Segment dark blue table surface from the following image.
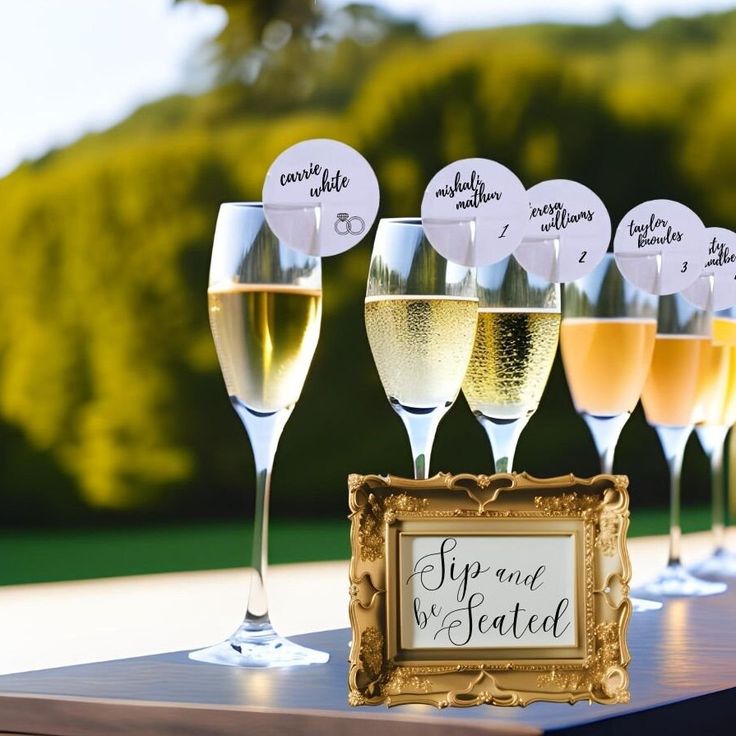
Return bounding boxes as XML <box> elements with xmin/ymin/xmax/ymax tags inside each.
<box><xmin>1</xmin><ymin>582</ymin><xmax>735</xmax><ymax>735</ymax></box>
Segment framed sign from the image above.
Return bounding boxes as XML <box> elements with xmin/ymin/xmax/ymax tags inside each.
<box><xmin>348</xmin><ymin>472</ymin><xmax>631</xmax><ymax>707</ymax></box>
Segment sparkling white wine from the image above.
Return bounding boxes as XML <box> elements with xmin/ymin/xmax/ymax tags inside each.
<box><xmin>560</xmin><ymin>318</ymin><xmax>656</xmax><ymax>415</ymax></box>
<box><xmin>641</xmin><ymin>335</ymin><xmax>709</xmax><ymax>427</ymax></box>
<box><xmin>208</xmin><ymin>284</ymin><xmax>322</xmax><ymax>413</ymax></box>
<box><xmin>462</xmin><ymin>309</ymin><xmax>560</xmax><ymax>419</ymax></box>
<box><xmin>364</xmin><ymin>295</ymin><xmax>478</xmax><ymax>409</ymax></box>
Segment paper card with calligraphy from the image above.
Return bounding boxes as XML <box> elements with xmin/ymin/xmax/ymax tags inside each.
<box><xmin>613</xmin><ymin>199</ymin><xmax>706</xmax><ymax>295</ymax></box>
<box><xmin>262</xmin><ymin>138</ymin><xmax>380</xmax><ymax>257</ymax></box>
<box><xmin>348</xmin><ymin>472</ymin><xmax>631</xmax><ymax>708</ymax></box>
<box><xmin>420</xmin><ymin>158</ymin><xmax>528</xmax><ymax>267</ymax></box>
<box><xmin>682</xmin><ymin>226</ymin><xmax>736</xmax><ymax>311</ymax></box>
<box><xmin>516</xmin><ymin>179</ymin><xmax>611</xmax><ymax>282</ymax></box>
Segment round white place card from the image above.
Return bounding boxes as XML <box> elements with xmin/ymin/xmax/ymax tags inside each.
<box><xmin>515</xmin><ymin>179</ymin><xmax>611</xmax><ymax>282</ymax></box>
<box><xmin>262</xmin><ymin>138</ymin><xmax>380</xmax><ymax>256</ymax></box>
<box><xmin>613</xmin><ymin>199</ymin><xmax>707</xmax><ymax>295</ymax></box>
<box><xmin>682</xmin><ymin>227</ymin><xmax>736</xmax><ymax>311</ymax></box>
<box><xmin>420</xmin><ymin>158</ymin><xmax>528</xmax><ymax>267</ymax></box>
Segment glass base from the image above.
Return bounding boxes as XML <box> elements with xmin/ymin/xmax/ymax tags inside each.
<box><xmin>636</xmin><ymin>562</ymin><xmax>727</xmax><ymax>597</ymax></box>
<box><xmin>689</xmin><ymin>548</ymin><xmax>736</xmax><ymax>578</ymax></box>
<box><xmin>189</xmin><ymin>623</ymin><xmax>330</xmax><ymax>669</ymax></box>
<box><xmin>631</xmin><ymin>596</ymin><xmax>663</xmax><ymax>612</ymax></box>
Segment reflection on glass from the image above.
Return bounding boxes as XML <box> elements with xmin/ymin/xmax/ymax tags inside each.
<box><xmin>365</xmin><ymin>218</ymin><xmax>478</xmax><ymax>479</ymax></box>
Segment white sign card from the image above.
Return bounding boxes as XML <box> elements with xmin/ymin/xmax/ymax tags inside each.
<box><xmin>420</xmin><ymin>158</ymin><xmax>528</xmax><ymax>267</ymax></box>
<box><xmin>682</xmin><ymin>227</ymin><xmax>736</xmax><ymax>311</ymax></box>
<box><xmin>262</xmin><ymin>138</ymin><xmax>380</xmax><ymax>256</ymax></box>
<box><xmin>515</xmin><ymin>179</ymin><xmax>611</xmax><ymax>282</ymax></box>
<box><xmin>613</xmin><ymin>199</ymin><xmax>707</xmax><ymax>295</ymax></box>
<box><xmin>400</xmin><ymin>534</ymin><xmax>576</xmax><ymax>649</ymax></box>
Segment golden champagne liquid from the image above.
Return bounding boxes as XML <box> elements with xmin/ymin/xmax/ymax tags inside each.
<box><xmin>208</xmin><ymin>284</ymin><xmax>322</xmax><ymax>413</ymax></box>
<box><xmin>641</xmin><ymin>335</ymin><xmax>709</xmax><ymax>426</ymax></box>
<box><xmin>724</xmin><ymin>353</ymin><xmax>736</xmax><ymax>427</ymax></box>
<box><xmin>706</xmin><ymin>317</ymin><xmax>736</xmax><ymax>427</ymax></box>
<box><xmin>364</xmin><ymin>295</ymin><xmax>478</xmax><ymax>408</ymax></box>
<box><xmin>462</xmin><ymin>309</ymin><xmax>560</xmax><ymax>419</ymax></box>
<box><xmin>713</xmin><ymin>317</ymin><xmax>736</xmax><ymax>346</ymax></box>
<box><xmin>694</xmin><ymin>339</ymin><xmax>732</xmax><ymax>426</ymax></box>
<box><xmin>560</xmin><ymin>318</ymin><xmax>657</xmax><ymax>415</ymax></box>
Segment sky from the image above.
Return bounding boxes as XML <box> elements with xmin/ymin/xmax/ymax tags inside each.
<box><xmin>2</xmin><ymin>0</ymin><xmax>736</xmax><ymax>178</ymax></box>
<box><xmin>0</xmin><ymin>0</ymin><xmax>225</xmax><ymax>177</ymax></box>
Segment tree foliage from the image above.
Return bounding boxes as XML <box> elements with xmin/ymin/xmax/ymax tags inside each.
<box><xmin>4</xmin><ymin>8</ymin><xmax>736</xmax><ymax>523</ymax></box>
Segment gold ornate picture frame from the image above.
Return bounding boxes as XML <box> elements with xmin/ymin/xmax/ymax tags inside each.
<box><xmin>348</xmin><ymin>472</ymin><xmax>631</xmax><ymax>707</ymax></box>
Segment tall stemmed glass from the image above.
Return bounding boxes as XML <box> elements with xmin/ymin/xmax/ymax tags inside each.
<box><xmin>561</xmin><ymin>254</ymin><xmax>657</xmax><ymax>475</ymax></box>
<box><xmin>691</xmin><ymin>307</ymin><xmax>736</xmax><ymax>576</ymax></box>
<box><xmin>190</xmin><ymin>203</ymin><xmax>328</xmax><ymax>667</ymax></box>
<box><xmin>561</xmin><ymin>253</ymin><xmax>662</xmax><ymax>612</ymax></box>
<box><xmin>364</xmin><ymin>218</ymin><xmax>478</xmax><ymax>479</ymax></box>
<box><xmin>462</xmin><ymin>254</ymin><xmax>560</xmax><ymax>472</ymax></box>
<box><xmin>638</xmin><ymin>294</ymin><xmax>726</xmax><ymax>596</ymax></box>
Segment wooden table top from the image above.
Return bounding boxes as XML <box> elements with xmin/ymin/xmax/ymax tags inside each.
<box><xmin>1</xmin><ymin>583</ymin><xmax>735</xmax><ymax>735</ymax></box>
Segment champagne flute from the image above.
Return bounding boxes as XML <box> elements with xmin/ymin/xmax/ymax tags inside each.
<box><xmin>561</xmin><ymin>253</ymin><xmax>662</xmax><ymax>612</ymax></box>
<box><xmin>364</xmin><ymin>218</ymin><xmax>478</xmax><ymax>479</ymax></box>
<box><xmin>691</xmin><ymin>307</ymin><xmax>736</xmax><ymax>576</ymax></box>
<box><xmin>190</xmin><ymin>203</ymin><xmax>328</xmax><ymax>667</ymax></box>
<box><xmin>462</xmin><ymin>254</ymin><xmax>560</xmax><ymax>472</ymax></box>
<box><xmin>638</xmin><ymin>294</ymin><xmax>726</xmax><ymax>596</ymax></box>
<box><xmin>561</xmin><ymin>253</ymin><xmax>657</xmax><ymax>474</ymax></box>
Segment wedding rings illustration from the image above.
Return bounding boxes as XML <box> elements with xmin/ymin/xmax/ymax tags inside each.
<box><xmin>335</xmin><ymin>212</ymin><xmax>366</xmax><ymax>235</ymax></box>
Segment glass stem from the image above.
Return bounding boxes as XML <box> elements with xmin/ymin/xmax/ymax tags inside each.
<box><xmin>696</xmin><ymin>425</ymin><xmax>729</xmax><ymax>553</ymax></box>
<box><xmin>712</xmin><ymin>441</ymin><xmax>726</xmax><ymax>552</ymax></box>
<box><xmin>581</xmin><ymin>413</ymin><xmax>629</xmax><ymax>475</ymax></box>
<box><xmin>394</xmin><ymin>403</ymin><xmax>445</xmax><ymax>480</ymax></box>
<box><xmin>655</xmin><ymin>425</ymin><xmax>692</xmax><ymax>567</ymax></box>
<box><xmin>479</xmin><ymin>416</ymin><xmax>528</xmax><ymax>473</ymax></box>
<box><xmin>232</xmin><ymin>398</ymin><xmax>291</xmax><ymax>630</ymax></box>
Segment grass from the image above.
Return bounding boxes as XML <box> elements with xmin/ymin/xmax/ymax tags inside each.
<box><xmin>0</xmin><ymin>506</ymin><xmax>714</xmax><ymax>586</ymax></box>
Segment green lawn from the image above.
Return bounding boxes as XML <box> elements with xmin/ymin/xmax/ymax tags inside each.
<box><xmin>0</xmin><ymin>506</ymin><xmax>715</xmax><ymax>586</ymax></box>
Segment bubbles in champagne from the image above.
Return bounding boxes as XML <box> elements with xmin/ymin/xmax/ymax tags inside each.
<box><xmin>364</xmin><ymin>295</ymin><xmax>478</xmax><ymax>409</ymax></box>
<box><xmin>463</xmin><ymin>310</ymin><xmax>560</xmax><ymax>420</ymax></box>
